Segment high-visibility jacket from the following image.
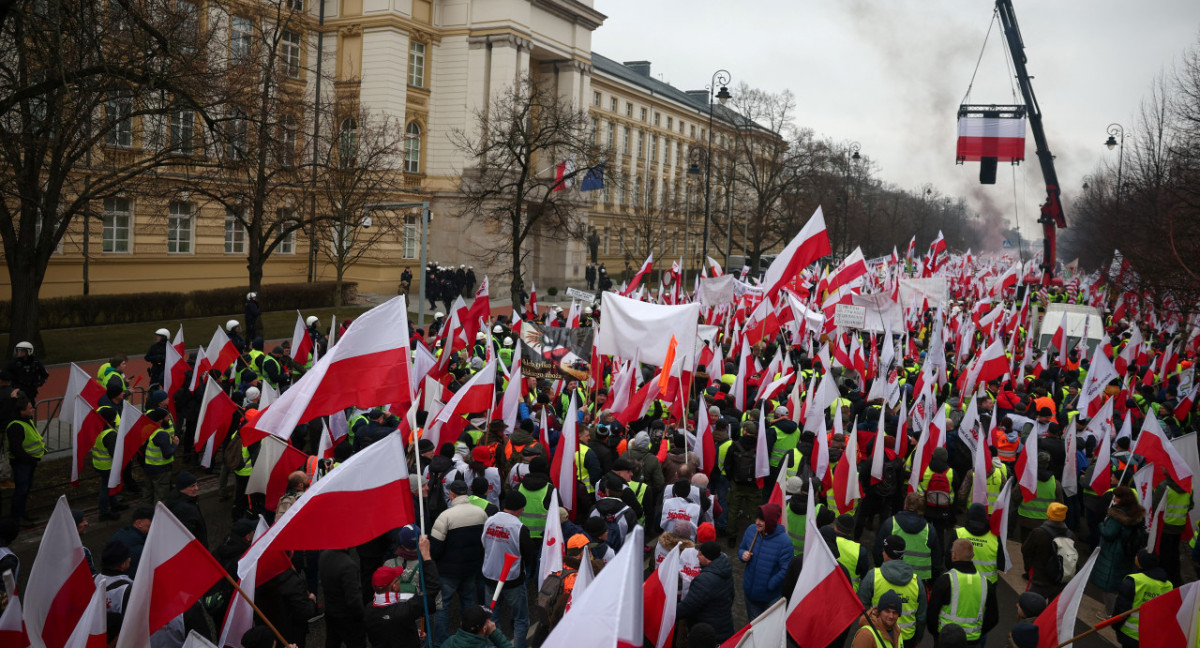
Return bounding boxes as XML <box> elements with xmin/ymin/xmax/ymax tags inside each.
<box><xmin>871</xmin><ymin>568</ymin><xmax>921</xmax><ymax>640</ymax></box>
<box><xmin>985</xmin><ymin>464</ymin><xmax>1009</xmax><ymax>513</ymax></box>
<box><xmin>769</xmin><ymin>425</ymin><xmax>801</xmax><ymax>469</ymax></box>
<box><xmin>1163</xmin><ymin>488</ymin><xmax>1193</xmax><ymax>527</ymax></box>
<box><xmin>518</xmin><ymin>484</ymin><xmax>549</xmax><ymax>538</ymax></box>
<box><xmin>937</xmin><ymin>569</ymin><xmax>986</xmax><ymax>642</ymax></box>
<box><xmin>954</xmin><ymin>526</ymin><xmax>1000</xmax><ymax>583</ymax></box>
<box><xmin>1017</xmin><ymin>477</ymin><xmax>1058</xmax><ymax>520</ymax></box>
<box><xmin>9</xmin><ymin>419</ymin><xmax>45</xmax><ymax>459</ymax></box>
<box><xmin>575</xmin><ymin>446</ymin><xmax>594</xmax><ymax>494</ymax></box>
<box><xmin>1118</xmin><ymin>572</ymin><xmax>1173</xmax><ymax>641</ymax></box>
<box><xmin>893</xmin><ymin>524</ymin><xmax>932</xmax><ymax>581</ymax></box>
<box><xmin>784</xmin><ymin>448</ymin><xmax>805</xmax><ymax>479</ymax></box>
<box><xmin>716</xmin><ymin>440</ymin><xmax>733</xmax><ymax>476</ymax></box>
<box><xmin>468</xmin><ymin>495</ymin><xmax>491</xmax><ymax>512</ymax></box>
<box><xmin>628</xmin><ymin>480</ymin><xmax>647</xmax><ymax>523</ymax></box>
<box><xmin>144</xmin><ymin>428</ymin><xmax>174</xmax><ymax>467</ymax></box>
<box><xmin>835</xmin><ymin>536</ymin><xmax>861</xmax><ymax>577</ymax></box>
<box><xmin>91</xmin><ymin>428</ymin><xmax>115</xmax><ymax>471</ymax></box>
<box><xmin>786</xmin><ymin>505</ymin><xmax>807</xmax><ymax>555</ymax></box>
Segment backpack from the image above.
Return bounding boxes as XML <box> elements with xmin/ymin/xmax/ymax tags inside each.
<box><xmin>222</xmin><ymin>435</ymin><xmax>245</xmax><ymax>472</ymax></box>
<box><xmin>1045</xmin><ymin>531</ymin><xmax>1079</xmax><ymax>584</ymax></box>
<box><xmin>529</xmin><ymin>568</ymin><xmax>577</xmax><ymax>647</ymax></box>
<box><xmin>924</xmin><ymin>471</ymin><xmax>954</xmax><ymax>520</ymax></box>
<box><xmin>732</xmin><ymin>445</ymin><xmax>757</xmax><ymax>483</ymax></box>
<box><xmin>872</xmin><ymin>456</ymin><xmax>903</xmax><ymax>498</ymax></box>
<box><xmin>1123</xmin><ymin>523</ymin><xmax>1149</xmax><ymax>560</ymax></box>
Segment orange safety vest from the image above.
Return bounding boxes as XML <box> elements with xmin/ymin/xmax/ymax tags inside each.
<box><xmin>993</xmin><ymin>428</ymin><xmax>1019</xmax><ymax>462</ymax></box>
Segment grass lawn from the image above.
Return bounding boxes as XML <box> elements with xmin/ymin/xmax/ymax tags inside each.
<box><xmin>1</xmin><ymin>305</ymin><xmax>372</xmax><ymax>365</ymax></box>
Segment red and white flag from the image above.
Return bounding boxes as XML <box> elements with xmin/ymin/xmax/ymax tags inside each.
<box><xmin>70</xmin><ymin>396</ymin><xmax>107</xmax><ymax>486</ymax></box>
<box><xmin>553</xmin><ymin>158</ymin><xmax>576</xmax><ymax>191</ymax></box>
<box><xmin>164</xmin><ymin>332</ymin><xmax>187</xmax><ymax>418</ymax></box>
<box><xmin>247</xmin><ymin>296</ymin><xmax>412</xmax><ymax>443</ymax></box>
<box><xmin>1132</xmin><ymin>411</ymin><xmax>1194</xmax><ymax>491</ymax></box>
<box><xmin>238</xmin><ymin>431</ymin><xmax>414</xmax><ymax>584</ymax></box>
<box><xmin>785</xmin><ymin>488</ymin><xmax>863</xmax><ymax>647</ymax></box>
<box><xmin>217</xmin><ymin>517</ymin><xmax>271</xmax><ymax>648</ymax></box>
<box><xmin>107</xmin><ymin>402</ymin><xmax>160</xmax><ymax>494</ymax></box>
<box><xmin>832</xmin><ymin>426</ymin><xmax>861</xmax><ymax>513</ymax></box>
<box><xmin>195</xmin><ymin>378</ymin><xmax>239</xmax><ymax>467</ymax></box>
<box><xmin>247</xmin><ymin>436</ymin><xmax>310</xmax><ymax>511</ymax></box>
<box><xmin>0</xmin><ymin>592</ymin><xmax>28</xmax><ymax>648</ymax></box>
<box><xmin>643</xmin><ymin>545</ymin><xmax>680</xmax><ymax>648</ymax></box>
<box><xmin>989</xmin><ymin>478</ymin><xmax>1014</xmax><ymax>574</ymax></box>
<box><xmin>23</xmin><ymin>497</ymin><xmax>95</xmax><ymax>648</ymax></box>
<box><xmin>695</xmin><ymin>401</ymin><xmax>716</xmax><ymax>476</ymax></box>
<box><xmin>291</xmin><ymin>312</ymin><xmax>314</xmax><ymax>364</ymax></box>
<box><xmin>495</xmin><ymin>361</ymin><xmax>523</xmax><ymax>435</ymax></box>
<box><xmin>205</xmin><ymin>326</ymin><xmax>240</xmax><ymax>375</ymax></box>
<box><xmin>61</xmin><ymin>577</ymin><xmax>106</xmax><ymax>648</ymax></box>
<box><xmin>907</xmin><ymin>406</ymin><xmax>946</xmax><ymax>493</ymax></box>
<box><xmin>189</xmin><ymin>344</ymin><xmax>209</xmax><ymax>392</ymax></box>
<box><xmin>1015</xmin><ymin>414</ymin><xmax>1041</xmax><ymax>502</ymax></box>
<box><xmin>538</xmin><ymin>490</ymin><xmax>564</xmax><ymax>588</ymax></box>
<box><xmin>762</xmin><ymin>207</ymin><xmax>832</xmax><ymax>298</ymax></box>
<box><xmin>542</xmin><ymin>526</ymin><xmax>643</xmax><ymax>648</ymax></box>
<box><xmin>1034</xmin><ymin>548</ymin><xmax>1100</xmax><ymax>648</ymax></box>
<box><xmin>61</xmin><ymin>363</ymin><xmax>104</xmax><ymax>427</ymax></box>
<box><xmin>622</xmin><ymin>254</ymin><xmax>654</xmax><ymax>298</ymax></box>
<box><xmin>1137</xmin><ymin>580</ymin><xmax>1200</xmax><ymax>647</ymax></box>
<box><xmin>723</xmin><ymin>599</ymin><xmax>788</xmax><ymax>648</ymax></box>
<box><xmin>755</xmin><ymin>407</ymin><xmax>771</xmax><ymax>480</ymax></box>
<box><xmin>551</xmin><ymin>395</ymin><xmax>579</xmax><ymax>512</ymax></box>
<box><xmin>429</xmin><ymin>358</ymin><xmax>497</xmax><ymax>449</ymax></box>
<box><xmin>114</xmin><ymin>503</ymin><xmax>228</xmax><ymax>648</ymax></box>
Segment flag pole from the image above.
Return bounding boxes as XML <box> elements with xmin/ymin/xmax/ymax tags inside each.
<box><xmin>1048</xmin><ymin>607</ymin><xmax>1137</xmax><ymax>648</ymax></box>
<box><xmin>411</xmin><ymin>429</ymin><xmax>434</xmax><ymax>648</ymax></box>
<box><xmin>223</xmin><ymin>571</ymin><xmax>290</xmax><ymax>648</ymax></box>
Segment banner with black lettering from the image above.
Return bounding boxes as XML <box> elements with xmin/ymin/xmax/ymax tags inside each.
<box><xmin>518</xmin><ymin>322</ymin><xmax>593</xmax><ymax>381</ymax></box>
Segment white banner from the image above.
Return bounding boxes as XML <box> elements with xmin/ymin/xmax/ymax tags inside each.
<box><xmin>698</xmin><ymin>275</ymin><xmax>735</xmax><ymax>306</ymax></box>
<box><xmin>596</xmin><ymin>292</ymin><xmax>700</xmax><ymax>376</ymax></box>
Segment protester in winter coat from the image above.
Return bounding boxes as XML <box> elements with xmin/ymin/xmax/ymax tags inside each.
<box><xmin>677</xmin><ymin>541</ymin><xmax>735</xmax><ymax>642</ymax></box>
<box><xmin>1020</xmin><ymin>502</ymin><xmax>1074</xmax><ymax>600</ymax></box>
<box><xmin>440</xmin><ymin>605</ymin><xmax>514</xmax><ymax>648</ymax></box>
<box><xmin>873</xmin><ymin>493</ymin><xmax>942</xmax><ymax>583</ymax></box>
<box><xmin>620</xmin><ymin>431</ymin><xmax>665</xmax><ymax>531</ymax></box>
<box><xmin>165</xmin><ymin>471</ymin><xmax>207</xmax><ymax>548</ymax></box>
<box><xmin>736</xmin><ymin>503</ymin><xmax>793</xmax><ymax>620</ymax></box>
<box><xmin>859</xmin><ymin>535</ymin><xmax>928</xmax><ymax>647</ymax></box>
<box><xmin>430</xmin><ymin>480</ymin><xmax>489</xmax><ymax>647</ymax></box>
<box><xmin>257</xmin><ymin>558</ymin><xmax>318</xmax><ymax>647</ymax></box>
<box><xmin>1091</xmin><ymin>486</ymin><xmax>1146</xmax><ymax>613</ymax></box>
<box><xmin>366</xmin><ymin>535</ymin><xmax>442</xmax><ymax>648</ymax></box>
<box><xmin>926</xmin><ymin>539</ymin><xmax>999</xmax><ymax>642</ymax></box>
<box><xmin>320</xmin><ymin>547</ymin><xmax>366</xmax><ymax>648</ymax></box>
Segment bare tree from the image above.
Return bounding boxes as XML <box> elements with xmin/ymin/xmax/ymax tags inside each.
<box><xmin>313</xmin><ymin>104</ymin><xmax>408</xmax><ymax>306</ymax></box>
<box><xmin>0</xmin><ymin>0</ymin><xmax>224</xmax><ymax>351</ymax></box>
<box><xmin>452</xmin><ymin>75</ymin><xmax>609</xmax><ymax>306</ymax></box>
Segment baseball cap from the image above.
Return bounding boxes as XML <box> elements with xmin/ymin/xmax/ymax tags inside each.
<box><xmin>372</xmin><ymin>565</ymin><xmax>405</xmax><ymax>588</ymax></box>
<box><xmin>567</xmin><ymin>534</ymin><xmax>590</xmax><ymax>550</ymax></box>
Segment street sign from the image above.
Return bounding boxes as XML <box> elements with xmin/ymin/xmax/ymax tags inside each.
<box><xmin>1002</xmin><ymin>239</ymin><xmax>1013</xmax><ymax>249</ymax></box>
<box><xmin>566</xmin><ymin>287</ymin><xmax>596</xmax><ymax>303</ymax></box>
<box><xmin>834</xmin><ymin>304</ymin><xmax>866</xmax><ymax>330</ymax></box>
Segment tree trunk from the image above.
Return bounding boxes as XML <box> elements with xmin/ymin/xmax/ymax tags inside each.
<box><xmin>247</xmin><ymin>250</ymin><xmax>264</xmax><ymax>293</ymax></box>
<box><xmin>511</xmin><ymin>222</ymin><xmax>524</xmax><ymax>313</ymax></box>
<box><xmin>334</xmin><ymin>263</ymin><xmax>345</xmax><ymax>308</ymax></box>
<box><xmin>7</xmin><ymin>261</ymin><xmax>45</xmax><ymax>362</ymax></box>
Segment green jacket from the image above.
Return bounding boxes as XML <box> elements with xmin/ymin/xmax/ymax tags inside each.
<box><xmin>440</xmin><ymin>629</ymin><xmax>515</xmax><ymax>648</ymax></box>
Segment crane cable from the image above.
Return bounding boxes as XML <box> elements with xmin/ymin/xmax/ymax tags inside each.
<box><xmin>960</xmin><ymin>8</ymin><xmax>1000</xmax><ymax>106</ymax></box>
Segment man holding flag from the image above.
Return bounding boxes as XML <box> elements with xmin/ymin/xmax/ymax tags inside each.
<box><xmin>480</xmin><ymin>491</ymin><xmax>538</xmax><ymax>648</ymax></box>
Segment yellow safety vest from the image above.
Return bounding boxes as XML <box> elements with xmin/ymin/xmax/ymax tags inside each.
<box><xmin>835</xmin><ymin>536</ymin><xmax>861</xmax><ymax>577</ymax></box>
<box><xmin>518</xmin><ymin>484</ymin><xmax>549</xmax><ymax>538</ymax></box>
<box><xmin>629</xmin><ymin>480</ymin><xmax>647</xmax><ymax>523</ymax></box>
<box><xmin>1119</xmin><ymin>572</ymin><xmax>1173</xmax><ymax>641</ymax></box>
<box><xmin>91</xmin><ymin>428</ymin><xmax>115</xmax><ymax>471</ymax></box>
<box><xmin>769</xmin><ymin>425</ymin><xmax>801</xmax><ymax>469</ymax></box>
<box><xmin>893</xmin><ymin>524</ymin><xmax>932</xmax><ymax>581</ymax></box>
<box><xmin>10</xmin><ymin>420</ymin><xmax>45</xmax><ymax>459</ymax></box>
<box><xmin>1163</xmin><ymin>488</ymin><xmax>1192</xmax><ymax>527</ymax></box>
<box><xmin>575</xmin><ymin>446</ymin><xmax>594</xmax><ymax>494</ymax></box>
<box><xmin>144</xmin><ymin>428</ymin><xmax>174</xmax><ymax>466</ymax></box>
<box><xmin>872</xmin><ymin>568</ymin><xmax>920</xmax><ymax>640</ymax></box>
<box><xmin>1018</xmin><ymin>477</ymin><xmax>1058</xmax><ymax>520</ymax></box>
<box><xmin>985</xmin><ymin>464</ymin><xmax>1008</xmax><ymax>514</ymax></box>
<box><xmin>937</xmin><ymin>570</ymin><xmax>986</xmax><ymax>642</ymax></box>
<box><xmin>954</xmin><ymin>526</ymin><xmax>1000</xmax><ymax>583</ymax></box>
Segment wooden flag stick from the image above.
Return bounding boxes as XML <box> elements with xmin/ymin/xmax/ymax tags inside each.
<box><xmin>1048</xmin><ymin>607</ymin><xmax>1137</xmax><ymax>648</ymax></box>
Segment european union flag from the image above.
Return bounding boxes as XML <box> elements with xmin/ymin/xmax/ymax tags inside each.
<box><xmin>579</xmin><ymin>163</ymin><xmax>605</xmax><ymax>191</ymax></box>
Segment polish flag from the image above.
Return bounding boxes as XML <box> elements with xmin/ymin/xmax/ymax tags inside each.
<box><xmin>194</xmin><ymin>379</ymin><xmax>239</xmax><ymax>466</ymax></box>
<box><xmin>0</xmin><ymin>593</ymin><xmax>28</xmax><ymax>648</ymax></box>
<box><xmin>622</xmin><ymin>254</ymin><xmax>654</xmax><ymax>298</ymax></box>
<box><xmin>70</xmin><ymin>397</ymin><xmax>107</xmax><ymax>486</ymax></box>
<box><xmin>291</xmin><ymin>312</ymin><xmax>314</xmax><ymax>364</ymax></box>
<box><xmin>113</xmin><ymin>503</ymin><xmax>228</xmax><ymax>648</ymax></box>
<box><xmin>189</xmin><ymin>345</ymin><xmax>209</xmax><ymax>392</ymax></box>
<box><xmin>643</xmin><ymin>545</ymin><xmax>681</xmax><ymax>648</ymax></box>
<box><xmin>907</xmin><ymin>405</ymin><xmax>946</xmax><ymax>493</ymax></box>
<box><xmin>61</xmin><ymin>577</ymin><xmax>106</xmax><ymax>648</ymax></box>
<box><xmin>1034</xmin><ymin>548</ymin><xmax>1100</xmax><ymax>648</ymax></box>
<box><xmin>238</xmin><ymin>431</ymin><xmax>414</xmax><ymax>584</ymax></box>
<box><xmin>542</xmin><ymin>526</ymin><xmax>643</xmax><ymax>648</ymax></box>
<box><xmin>1048</xmin><ymin>311</ymin><xmax>1069</xmax><ymax>357</ymax></box>
<box><xmin>869</xmin><ymin>399</ymin><xmax>888</xmax><ymax>484</ymax></box>
<box><xmin>1174</xmin><ymin>380</ymin><xmax>1198</xmax><ymax>423</ymax></box>
<box><xmin>971</xmin><ymin>415</ymin><xmax>991</xmax><ymax>508</ymax></box>
<box><xmin>989</xmin><ymin>478</ymin><xmax>1015</xmax><ymax>575</ymax></box>
<box><xmin>1079</xmin><ymin>344</ymin><xmax>1118</xmax><ymax>419</ymax></box>
<box><xmin>968</xmin><ymin>339</ymin><xmax>1010</xmax><ymax>395</ymax></box>
<box><xmin>990</xmin><ymin>264</ymin><xmax>1019</xmax><ymax>296</ymax></box>
<box><xmin>465</xmin><ymin>277</ymin><xmax>491</xmax><ymax>341</ymax></box>
<box><xmin>696</xmin><ymin>402</ymin><xmax>716</xmax><ymax>476</ymax></box>
<box><xmin>723</xmin><ymin>599</ymin><xmax>788</xmax><ymax>648</ymax></box>
<box><xmin>246</xmin><ymin>296</ymin><xmax>412</xmax><ymax>443</ymax></box>
<box><xmin>526</xmin><ymin>282</ymin><xmax>539</xmax><ymax>320</ymax></box>
<box><xmin>434</xmin><ymin>359</ymin><xmax>497</xmax><ymax>425</ymax></box>
<box><xmin>107</xmin><ymin>402</ymin><xmax>160</xmax><ymax>494</ymax></box>
<box><xmin>1088</xmin><ymin>416</ymin><xmax>1114</xmax><ymax>496</ymax></box>
<box><xmin>538</xmin><ymin>490</ymin><xmax>564</xmax><ymax>588</ymax></box>
<box><xmin>217</xmin><ymin>517</ymin><xmax>271</xmax><ymax>648</ymax></box>
<box><xmin>832</xmin><ymin>426</ymin><xmax>861</xmax><ymax>513</ymax></box>
<box><xmin>23</xmin><ymin>497</ymin><xmax>95</xmax><ymax>648</ymax></box>
<box><xmin>247</xmin><ymin>436</ymin><xmax>310</xmax><ymax>511</ymax></box>
<box><xmin>1132</xmin><ymin>412</ymin><xmax>1194</xmax><ymax>491</ymax></box>
<box><xmin>551</xmin><ymin>395</ymin><xmax>579</xmax><ymax>512</ymax></box>
<box><xmin>1138</xmin><ymin>581</ymin><xmax>1200</xmax><ymax>647</ymax></box>
<box><xmin>553</xmin><ymin>158</ymin><xmax>576</xmax><ymax>191</ymax></box>
<box><xmin>206</xmin><ymin>326</ymin><xmax>240</xmax><ymax>375</ymax></box>
<box><xmin>762</xmin><ymin>207</ymin><xmax>832</xmax><ymax>298</ymax></box>
<box><xmin>1015</xmin><ymin>409</ymin><xmax>1041</xmax><ymax>502</ymax></box>
<box><xmin>495</xmin><ymin>361</ymin><xmax>523</xmax><ymax>434</ymax></box>
<box><xmin>1115</xmin><ymin>325</ymin><xmax>1143</xmax><ymax>375</ymax></box>
<box><xmin>785</xmin><ymin>488</ymin><xmax>863</xmax><ymax>647</ymax></box>
<box><xmin>61</xmin><ymin>363</ymin><xmax>105</xmax><ymax>427</ymax></box>
<box><xmin>755</xmin><ymin>406</ymin><xmax>771</xmax><ymax>479</ymax></box>
<box><xmin>164</xmin><ymin>335</ymin><xmax>187</xmax><ymax>418</ymax></box>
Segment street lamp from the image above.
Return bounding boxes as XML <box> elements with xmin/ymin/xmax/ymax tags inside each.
<box><xmin>686</xmin><ymin>149</ymin><xmax>703</xmax><ymax>276</ymax></box>
<box><xmin>702</xmin><ymin>70</ymin><xmax>731</xmax><ymax>275</ymax></box>
<box><xmin>841</xmin><ymin>141</ymin><xmax>862</xmax><ymax>254</ymax></box>
<box><xmin>1105</xmin><ymin>122</ymin><xmax>1126</xmax><ymax>206</ymax></box>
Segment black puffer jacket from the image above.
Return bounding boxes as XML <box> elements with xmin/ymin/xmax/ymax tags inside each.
<box><xmin>258</xmin><ymin>567</ymin><xmax>316</xmax><ymax>645</ymax></box>
<box><xmin>165</xmin><ymin>490</ymin><xmax>208</xmax><ymax>548</ymax></box>
<box><xmin>677</xmin><ymin>553</ymin><xmax>735</xmax><ymax>641</ymax></box>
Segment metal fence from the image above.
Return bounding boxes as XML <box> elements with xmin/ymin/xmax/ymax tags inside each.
<box><xmin>34</xmin><ymin>387</ymin><xmax>151</xmax><ymax>460</ymax></box>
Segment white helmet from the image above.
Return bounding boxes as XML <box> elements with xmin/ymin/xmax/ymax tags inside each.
<box><xmin>306</xmin><ymin>316</ymin><xmax>319</xmax><ymax>327</ymax></box>
<box><xmin>583</xmin><ymin>307</ymin><xmax>593</xmax><ymax>315</ymax></box>
<box><xmin>476</xmin><ymin>332</ymin><xmax>486</xmax><ymax>341</ymax></box>
<box><xmin>245</xmin><ymin>386</ymin><xmax>261</xmax><ymax>402</ymax></box>
<box><xmin>155</xmin><ymin>328</ymin><xmax>171</xmax><ymax>338</ymax></box>
<box><xmin>434</xmin><ymin>311</ymin><xmax>445</xmax><ymax>319</ymax></box>
<box><xmin>460</xmin><ymin>264</ymin><xmax>466</xmax><ymax>269</ymax></box>
<box><xmin>493</xmin><ymin>325</ymin><xmax>504</xmax><ymax>334</ymax></box>
<box><xmin>225</xmin><ymin>320</ymin><xmax>240</xmax><ymax>332</ymax></box>
<box><xmin>14</xmin><ymin>341</ymin><xmax>33</xmax><ymax>353</ymax></box>
<box><xmin>247</xmin><ymin>292</ymin><xmax>257</xmax><ymax>300</ymax></box>
<box><xmin>503</xmin><ymin>337</ymin><xmax>513</xmax><ymax>346</ymax></box>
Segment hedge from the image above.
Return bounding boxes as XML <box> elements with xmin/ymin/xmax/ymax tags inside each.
<box><xmin>0</xmin><ymin>281</ymin><xmax>357</xmax><ymax>329</ymax></box>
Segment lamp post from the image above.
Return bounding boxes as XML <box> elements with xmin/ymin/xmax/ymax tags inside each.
<box><xmin>686</xmin><ymin>147</ymin><xmax>703</xmax><ymax>276</ymax></box>
<box><xmin>702</xmin><ymin>70</ymin><xmax>731</xmax><ymax>275</ymax></box>
<box><xmin>1104</xmin><ymin>122</ymin><xmax>1126</xmax><ymax>207</ymax></box>
<box><xmin>840</xmin><ymin>141</ymin><xmax>861</xmax><ymax>255</ymax></box>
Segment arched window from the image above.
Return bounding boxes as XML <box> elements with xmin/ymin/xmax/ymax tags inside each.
<box><xmin>337</xmin><ymin>118</ymin><xmax>358</xmax><ymax>165</ymax></box>
<box><xmin>405</xmin><ymin>121</ymin><xmax>422</xmax><ymax>173</ymax></box>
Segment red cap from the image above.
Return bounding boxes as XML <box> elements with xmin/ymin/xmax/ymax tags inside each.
<box><xmin>696</xmin><ymin>522</ymin><xmax>717</xmax><ymax>544</ymax></box>
<box><xmin>372</xmin><ymin>565</ymin><xmax>405</xmax><ymax>588</ymax></box>
<box><xmin>471</xmin><ymin>445</ymin><xmax>494</xmax><ymax>467</ymax></box>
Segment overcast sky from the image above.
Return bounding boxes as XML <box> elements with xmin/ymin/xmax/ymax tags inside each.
<box><xmin>591</xmin><ymin>0</ymin><xmax>1200</xmax><ymax>249</ymax></box>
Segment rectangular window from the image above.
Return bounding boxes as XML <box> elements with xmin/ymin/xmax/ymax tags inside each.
<box><xmin>637</xmin><ymin>131</ymin><xmax>644</xmax><ymax>158</ymax></box>
<box><xmin>176</xmin><ymin>0</ymin><xmax>199</xmax><ymax>53</ymax></box>
<box><xmin>169</xmin><ymin>110</ymin><xmax>194</xmax><ymax>153</ymax></box>
<box><xmin>286</xmin><ymin>0</ymin><xmax>303</xmax><ymax>10</ymax></box>
<box><xmin>591</xmin><ymin>118</ymin><xmax>599</xmax><ymax>144</ymax></box>
<box><xmin>651</xmin><ymin>135</ymin><xmax>658</xmax><ymax>162</ymax></box>
<box><xmin>226</xmin><ymin>107</ymin><xmax>248</xmax><ymax>160</ymax></box>
<box><xmin>102</xmin><ymin>198</ymin><xmax>132</xmax><ymax>252</ymax></box>
<box><xmin>622</xmin><ymin>126</ymin><xmax>630</xmax><ymax>155</ymax></box>
<box><xmin>654</xmin><ymin>112</ymin><xmax>660</xmax><ymax>126</ymax></box>
<box><xmin>280</xmin><ymin>30</ymin><xmax>302</xmax><ymax>78</ymax></box>
<box><xmin>231</xmin><ymin>16</ymin><xmax>254</xmax><ymax>63</ymax></box>
<box><xmin>626</xmin><ymin>102</ymin><xmax>633</xmax><ymax>117</ymax></box>
<box><xmin>690</xmin><ymin>125</ymin><xmax>696</xmax><ymax>138</ymax></box>
<box><xmin>593</xmin><ymin>91</ymin><xmax>601</xmax><ymax>106</ymax></box>
<box><xmin>403</xmin><ymin>214</ymin><xmax>418</xmax><ymax>259</ymax></box>
<box><xmin>607</xmin><ymin>123</ymin><xmax>615</xmax><ymax>148</ymax></box>
<box><xmin>602</xmin><ymin>227</ymin><xmax>610</xmax><ymax>254</ymax></box>
<box><xmin>640</xmin><ymin>107</ymin><xmax>647</xmax><ymax>122</ymax></box>
<box><xmin>667</xmin><ymin>117</ymin><xmax>673</xmax><ymax>130</ymax></box>
<box><xmin>408</xmin><ymin>40</ymin><xmax>426</xmax><ymax>88</ymax></box>
<box><xmin>224</xmin><ymin>209</ymin><xmax>246</xmax><ymax>253</ymax></box>
<box><xmin>610</xmin><ymin>97</ymin><xmax>617</xmax><ymax>112</ymax></box>
<box><xmin>167</xmin><ymin>202</ymin><xmax>194</xmax><ymax>253</ymax></box>
<box><xmin>278</xmin><ymin>116</ymin><xmax>297</xmax><ymax>167</ymax></box>
<box><xmin>105</xmin><ymin>95</ymin><xmax>132</xmax><ymax>148</ymax></box>
<box><xmin>277</xmin><ymin>212</ymin><xmax>296</xmax><ymax>254</ymax></box>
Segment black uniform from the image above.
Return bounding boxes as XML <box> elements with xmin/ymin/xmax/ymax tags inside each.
<box><xmin>4</xmin><ymin>355</ymin><xmax>48</xmax><ymax>401</ymax></box>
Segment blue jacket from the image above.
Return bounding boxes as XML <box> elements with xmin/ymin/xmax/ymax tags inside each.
<box><xmin>737</xmin><ymin>524</ymin><xmax>793</xmax><ymax>604</ymax></box>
